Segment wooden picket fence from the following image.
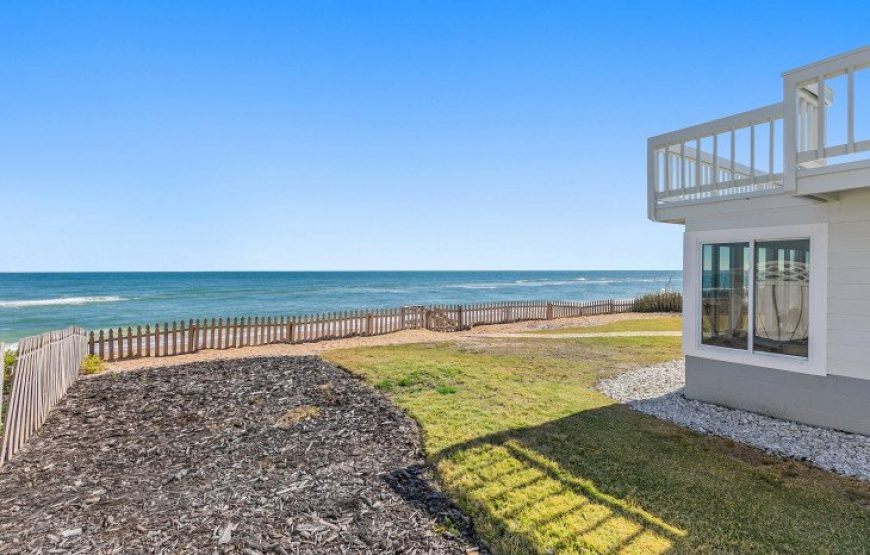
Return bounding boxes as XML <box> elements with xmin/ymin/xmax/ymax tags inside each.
<box><xmin>88</xmin><ymin>298</ymin><xmax>650</xmax><ymax>362</ymax></box>
<box><xmin>0</xmin><ymin>295</ymin><xmax>678</xmax><ymax>466</ymax></box>
<box><xmin>0</xmin><ymin>327</ymin><xmax>89</xmax><ymax>465</ymax></box>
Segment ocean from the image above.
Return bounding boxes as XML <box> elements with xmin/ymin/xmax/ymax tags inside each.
<box><xmin>0</xmin><ymin>271</ymin><xmax>681</xmax><ymax>344</ymax></box>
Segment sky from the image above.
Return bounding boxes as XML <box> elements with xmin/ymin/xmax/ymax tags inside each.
<box><xmin>1</xmin><ymin>1</ymin><xmax>868</xmax><ymax>272</ymax></box>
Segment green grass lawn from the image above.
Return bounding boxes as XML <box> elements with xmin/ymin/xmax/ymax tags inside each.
<box><xmin>325</xmin><ymin>335</ymin><xmax>869</xmax><ymax>554</ymax></box>
<box><xmin>532</xmin><ymin>316</ymin><xmax>682</xmax><ymax>334</ymax></box>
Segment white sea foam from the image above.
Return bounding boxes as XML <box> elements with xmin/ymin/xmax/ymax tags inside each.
<box><xmin>449</xmin><ymin>279</ymin><xmax>611</xmax><ymax>289</ymax></box>
<box><xmin>445</xmin><ymin>284</ymin><xmax>500</xmax><ymax>290</ymax></box>
<box><xmin>0</xmin><ymin>296</ymin><xmax>127</xmax><ymax>309</ymax></box>
<box><xmin>512</xmin><ymin>279</ymin><xmax>588</xmax><ymax>287</ymax></box>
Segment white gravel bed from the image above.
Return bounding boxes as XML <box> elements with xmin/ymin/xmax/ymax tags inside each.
<box><xmin>596</xmin><ymin>360</ymin><xmax>870</xmax><ymax>480</ymax></box>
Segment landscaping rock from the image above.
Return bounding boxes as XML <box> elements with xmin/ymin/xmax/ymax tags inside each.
<box><xmin>0</xmin><ymin>356</ymin><xmax>486</xmax><ymax>553</ymax></box>
<box><xmin>596</xmin><ymin>360</ymin><xmax>870</xmax><ymax>480</ymax></box>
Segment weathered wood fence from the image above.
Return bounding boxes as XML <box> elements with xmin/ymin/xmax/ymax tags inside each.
<box><xmin>0</xmin><ymin>295</ymin><xmax>678</xmax><ymax>465</ymax></box>
<box><xmin>88</xmin><ymin>298</ymin><xmax>650</xmax><ymax>362</ymax></box>
<box><xmin>1</xmin><ymin>328</ymin><xmax>89</xmax><ymax>465</ymax></box>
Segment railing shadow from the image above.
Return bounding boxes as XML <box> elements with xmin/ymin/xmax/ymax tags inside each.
<box><xmin>383</xmin><ymin>463</ymin><xmax>491</xmax><ymax>553</ymax></box>
<box><xmin>387</xmin><ymin>404</ymin><xmax>690</xmax><ymax>554</ymax></box>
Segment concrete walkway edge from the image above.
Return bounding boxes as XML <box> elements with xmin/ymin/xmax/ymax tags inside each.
<box><xmin>477</xmin><ymin>331</ymin><xmax>682</xmax><ymax>338</ymax></box>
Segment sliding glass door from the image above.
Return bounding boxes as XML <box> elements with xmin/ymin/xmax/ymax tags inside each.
<box><xmin>701</xmin><ymin>243</ymin><xmax>750</xmax><ymax>349</ymax></box>
<box><xmin>754</xmin><ymin>240</ymin><xmax>810</xmax><ymax>357</ymax></box>
<box><xmin>700</xmin><ymin>238</ymin><xmax>810</xmax><ymax>359</ymax></box>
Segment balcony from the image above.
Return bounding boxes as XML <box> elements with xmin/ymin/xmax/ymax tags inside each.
<box><xmin>648</xmin><ymin>46</ymin><xmax>870</xmax><ymax>222</ymax></box>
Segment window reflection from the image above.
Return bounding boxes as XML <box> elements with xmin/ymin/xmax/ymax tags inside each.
<box><xmin>701</xmin><ymin>243</ymin><xmax>750</xmax><ymax>349</ymax></box>
<box><xmin>754</xmin><ymin>240</ymin><xmax>810</xmax><ymax>357</ymax></box>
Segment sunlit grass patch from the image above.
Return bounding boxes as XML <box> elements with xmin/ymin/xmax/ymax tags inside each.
<box><xmin>439</xmin><ymin>439</ymin><xmax>681</xmax><ymax>554</ymax></box>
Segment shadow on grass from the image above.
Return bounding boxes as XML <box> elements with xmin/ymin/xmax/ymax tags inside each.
<box><xmin>383</xmin><ymin>463</ymin><xmax>490</xmax><ymax>553</ymax></box>
<box><xmin>389</xmin><ymin>404</ymin><xmax>870</xmax><ymax>555</ymax></box>
<box><xmin>436</xmin><ymin>405</ymin><xmax>685</xmax><ymax>554</ymax></box>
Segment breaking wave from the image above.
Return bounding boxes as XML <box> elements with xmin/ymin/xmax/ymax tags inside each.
<box><xmin>0</xmin><ymin>296</ymin><xmax>127</xmax><ymax>309</ymax></box>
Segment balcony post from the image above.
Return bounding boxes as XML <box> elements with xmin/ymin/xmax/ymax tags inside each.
<box><xmin>817</xmin><ymin>75</ymin><xmax>827</xmax><ymax>163</ymax></box>
<box><xmin>847</xmin><ymin>67</ymin><xmax>855</xmax><ymax>153</ymax></box>
<box><xmin>712</xmin><ymin>134</ymin><xmax>718</xmax><ymax>190</ymax></box>
<box><xmin>783</xmin><ymin>74</ymin><xmax>798</xmax><ymax>192</ymax></box>
<box><xmin>647</xmin><ymin>137</ymin><xmax>657</xmax><ymax>220</ymax></box>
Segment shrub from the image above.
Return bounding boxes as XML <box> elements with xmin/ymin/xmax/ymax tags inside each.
<box><xmin>633</xmin><ymin>291</ymin><xmax>682</xmax><ymax>313</ymax></box>
<box><xmin>3</xmin><ymin>349</ymin><xmax>16</xmax><ymax>395</ymax></box>
<box><xmin>81</xmin><ymin>354</ymin><xmax>106</xmax><ymax>375</ymax></box>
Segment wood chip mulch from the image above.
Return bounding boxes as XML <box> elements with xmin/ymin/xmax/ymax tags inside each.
<box><xmin>0</xmin><ymin>356</ymin><xmax>486</xmax><ymax>554</ymax></box>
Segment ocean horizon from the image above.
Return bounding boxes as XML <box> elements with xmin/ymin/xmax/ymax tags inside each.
<box><xmin>0</xmin><ymin>271</ymin><xmax>682</xmax><ymax>344</ymax></box>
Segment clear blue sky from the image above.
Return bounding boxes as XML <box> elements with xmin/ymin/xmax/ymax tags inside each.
<box><xmin>2</xmin><ymin>1</ymin><xmax>867</xmax><ymax>271</ymax></box>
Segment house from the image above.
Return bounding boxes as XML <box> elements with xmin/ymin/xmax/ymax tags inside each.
<box><xmin>648</xmin><ymin>46</ymin><xmax>870</xmax><ymax>435</ymax></box>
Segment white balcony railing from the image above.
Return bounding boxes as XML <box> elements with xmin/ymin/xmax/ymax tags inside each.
<box><xmin>784</xmin><ymin>46</ymin><xmax>870</xmax><ymax>186</ymax></box>
<box><xmin>647</xmin><ymin>103</ymin><xmax>785</xmax><ymax>213</ymax></box>
<box><xmin>649</xmin><ymin>45</ymin><xmax>870</xmax><ymax>219</ymax></box>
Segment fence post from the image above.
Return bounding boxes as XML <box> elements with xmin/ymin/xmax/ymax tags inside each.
<box><xmin>546</xmin><ymin>302</ymin><xmax>553</xmax><ymax>320</ymax></box>
<box><xmin>457</xmin><ymin>305</ymin><xmax>464</xmax><ymax>330</ymax></box>
<box><xmin>365</xmin><ymin>312</ymin><xmax>373</xmax><ymax>336</ymax></box>
<box><xmin>608</xmin><ymin>299</ymin><xmax>614</xmax><ymax>313</ymax></box>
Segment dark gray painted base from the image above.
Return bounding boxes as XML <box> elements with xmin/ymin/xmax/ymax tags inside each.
<box><xmin>685</xmin><ymin>356</ymin><xmax>870</xmax><ymax>436</ymax></box>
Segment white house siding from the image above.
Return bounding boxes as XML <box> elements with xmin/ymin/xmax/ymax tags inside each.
<box><xmin>683</xmin><ymin>186</ymin><xmax>870</xmax><ymax>384</ymax></box>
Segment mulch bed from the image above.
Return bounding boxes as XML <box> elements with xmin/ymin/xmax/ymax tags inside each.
<box><xmin>0</xmin><ymin>356</ymin><xmax>485</xmax><ymax>554</ymax></box>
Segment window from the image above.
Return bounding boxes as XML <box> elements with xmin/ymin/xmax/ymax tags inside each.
<box><xmin>754</xmin><ymin>240</ymin><xmax>810</xmax><ymax>357</ymax></box>
<box><xmin>701</xmin><ymin>243</ymin><xmax>749</xmax><ymax>349</ymax></box>
<box><xmin>701</xmin><ymin>239</ymin><xmax>809</xmax><ymax>358</ymax></box>
<box><xmin>685</xmin><ymin>224</ymin><xmax>826</xmax><ymax>375</ymax></box>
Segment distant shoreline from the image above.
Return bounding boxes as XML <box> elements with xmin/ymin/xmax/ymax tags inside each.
<box><xmin>0</xmin><ymin>270</ymin><xmax>683</xmax><ymax>344</ymax></box>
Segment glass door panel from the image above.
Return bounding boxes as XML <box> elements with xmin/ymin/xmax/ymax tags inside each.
<box><xmin>701</xmin><ymin>242</ymin><xmax>750</xmax><ymax>349</ymax></box>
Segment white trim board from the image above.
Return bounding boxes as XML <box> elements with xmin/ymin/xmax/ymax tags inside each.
<box><xmin>683</xmin><ymin>223</ymin><xmax>828</xmax><ymax>376</ymax></box>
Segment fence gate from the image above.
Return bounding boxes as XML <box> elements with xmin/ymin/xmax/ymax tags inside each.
<box><xmin>401</xmin><ymin>306</ymin><xmax>426</xmax><ymax>329</ymax></box>
<box><xmin>426</xmin><ymin>307</ymin><xmax>460</xmax><ymax>332</ymax></box>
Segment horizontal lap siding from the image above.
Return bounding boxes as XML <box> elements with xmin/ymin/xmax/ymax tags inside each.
<box><xmin>685</xmin><ymin>187</ymin><xmax>870</xmax><ymax>381</ymax></box>
<box><xmin>685</xmin><ymin>356</ymin><xmax>870</xmax><ymax>435</ymax></box>
<box><xmin>828</xmin><ymin>198</ymin><xmax>870</xmax><ymax>379</ymax></box>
